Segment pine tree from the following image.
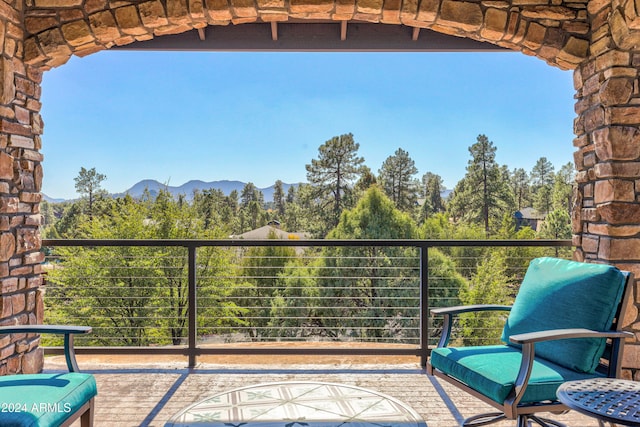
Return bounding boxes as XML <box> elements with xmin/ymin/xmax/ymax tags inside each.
<box><xmin>74</xmin><ymin>167</ymin><xmax>107</xmax><ymax>219</ymax></box>
<box><xmin>447</xmin><ymin>134</ymin><xmax>513</xmax><ymax>236</ymax></box>
<box><xmin>378</xmin><ymin>148</ymin><xmax>419</xmax><ymax>212</ymax></box>
<box><xmin>305</xmin><ymin>133</ymin><xmax>364</xmax><ymax>233</ymax></box>
<box><xmin>273</xmin><ymin>180</ymin><xmax>286</xmax><ymax>219</ymax></box>
<box><xmin>531</xmin><ymin>157</ymin><xmax>555</xmax><ymax>214</ymax></box>
<box><xmin>510</xmin><ymin>168</ymin><xmax>530</xmax><ymax>211</ymax></box>
<box><xmin>421</xmin><ymin>172</ymin><xmax>445</xmax><ymax>218</ymax></box>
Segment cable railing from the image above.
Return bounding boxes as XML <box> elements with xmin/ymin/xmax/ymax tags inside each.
<box><xmin>42</xmin><ymin>238</ymin><xmax>572</xmax><ymax>367</ymax></box>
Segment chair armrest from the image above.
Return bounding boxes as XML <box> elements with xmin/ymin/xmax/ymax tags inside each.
<box><xmin>509</xmin><ymin>328</ymin><xmax>634</xmax><ymax>345</ymax></box>
<box><xmin>0</xmin><ymin>325</ymin><xmax>91</xmax><ymax>372</ymax></box>
<box><xmin>431</xmin><ymin>305</ymin><xmax>511</xmax><ymax>348</ymax></box>
<box><xmin>431</xmin><ymin>304</ymin><xmax>512</xmax><ymax>316</ymax></box>
<box><xmin>506</xmin><ymin>328</ymin><xmax>634</xmax><ymax>409</ymax></box>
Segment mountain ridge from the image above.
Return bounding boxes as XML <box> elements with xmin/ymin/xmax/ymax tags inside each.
<box><xmin>44</xmin><ymin>179</ymin><xmax>299</xmax><ymax>203</ymax></box>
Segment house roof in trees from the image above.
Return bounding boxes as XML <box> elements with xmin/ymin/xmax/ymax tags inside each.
<box><xmin>519</xmin><ymin>207</ymin><xmax>546</xmax><ymax>220</ymax></box>
<box><xmin>230</xmin><ymin>225</ymin><xmax>309</xmax><ymax>240</ymax></box>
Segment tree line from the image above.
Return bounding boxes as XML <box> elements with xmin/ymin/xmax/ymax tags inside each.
<box><xmin>42</xmin><ymin>133</ymin><xmax>573</xmax><ymax>347</ymax></box>
<box><xmin>45</xmin><ymin>133</ymin><xmax>573</xmax><ymax>241</ymax></box>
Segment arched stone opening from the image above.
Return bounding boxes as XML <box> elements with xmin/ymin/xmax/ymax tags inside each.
<box><xmin>22</xmin><ymin>0</ymin><xmax>590</xmax><ymax>70</ymax></box>
<box><xmin>0</xmin><ymin>0</ymin><xmax>638</xmax><ymax>378</ymax></box>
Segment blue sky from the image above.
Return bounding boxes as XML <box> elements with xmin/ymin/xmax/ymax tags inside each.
<box><xmin>40</xmin><ymin>50</ymin><xmax>576</xmax><ymax>200</ymax></box>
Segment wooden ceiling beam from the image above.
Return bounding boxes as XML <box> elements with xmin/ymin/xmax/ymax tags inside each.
<box><xmin>412</xmin><ymin>27</ymin><xmax>420</xmax><ymax>41</ymax></box>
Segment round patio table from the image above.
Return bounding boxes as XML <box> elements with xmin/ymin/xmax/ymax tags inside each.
<box><xmin>165</xmin><ymin>381</ymin><xmax>427</xmax><ymax>426</ymax></box>
<box><xmin>556</xmin><ymin>378</ymin><xmax>640</xmax><ymax>426</ymax></box>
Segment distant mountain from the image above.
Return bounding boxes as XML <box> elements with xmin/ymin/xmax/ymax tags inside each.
<box><xmin>45</xmin><ymin>180</ymin><xmax>450</xmax><ymax>203</ymax></box>
<box><xmin>119</xmin><ymin>179</ymin><xmax>298</xmax><ymax>202</ymax></box>
<box><xmin>42</xmin><ymin>194</ymin><xmax>67</xmax><ymax>204</ymax></box>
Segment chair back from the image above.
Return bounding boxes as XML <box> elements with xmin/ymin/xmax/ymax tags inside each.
<box><xmin>501</xmin><ymin>257</ymin><xmax>630</xmax><ymax>374</ymax></box>
<box><xmin>598</xmin><ymin>270</ymin><xmax>633</xmax><ymax>377</ymax></box>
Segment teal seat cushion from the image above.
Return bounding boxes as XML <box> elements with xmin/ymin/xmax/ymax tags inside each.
<box><xmin>430</xmin><ymin>345</ymin><xmax>602</xmax><ymax>404</ymax></box>
<box><xmin>501</xmin><ymin>257</ymin><xmax>626</xmax><ymax>373</ymax></box>
<box><xmin>0</xmin><ymin>373</ymin><xmax>97</xmax><ymax>426</ymax></box>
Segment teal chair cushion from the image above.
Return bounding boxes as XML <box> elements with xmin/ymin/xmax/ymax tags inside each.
<box><xmin>501</xmin><ymin>257</ymin><xmax>626</xmax><ymax>373</ymax></box>
<box><xmin>0</xmin><ymin>373</ymin><xmax>97</xmax><ymax>426</ymax></box>
<box><xmin>430</xmin><ymin>345</ymin><xmax>602</xmax><ymax>404</ymax></box>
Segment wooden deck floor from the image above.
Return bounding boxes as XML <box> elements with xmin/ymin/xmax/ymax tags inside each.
<box><xmin>47</xmin><ymin>355</ymin><xmax>601</xmax><ymax>427</ymax></box>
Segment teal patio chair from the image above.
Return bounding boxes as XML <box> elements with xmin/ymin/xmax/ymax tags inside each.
<box><xmin>427</xmin><ymin>257</ymin><xmax>634</xmax><ymax>427</ymax></box>
<box><xmin>0</xmin><ymin>325</ymin><xmax>97</xmax><ymax>427</ymax></box>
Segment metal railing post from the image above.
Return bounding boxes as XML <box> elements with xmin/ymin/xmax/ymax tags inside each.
<box><xmin>420</xmin><ymin>244</ymin><xmax>429</xmax><ymax>367</ymax></box>
<box><xmin>188</xmin><ymin>244</ymin><xmax>197</xmax><ymax>368</ymax></box>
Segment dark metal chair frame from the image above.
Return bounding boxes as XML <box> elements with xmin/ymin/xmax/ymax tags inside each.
<box><xmin>426</xmin><ymin>271</ymin><xmax>635</xmax><ymax>427</ymax></box>
<box><xmin>0</xmin><ymin>325</ymin><xmax>95</xmax><ymax>427</ymax></box>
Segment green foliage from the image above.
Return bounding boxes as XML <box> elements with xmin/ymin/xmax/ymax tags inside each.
<box><xmin>459</xmin><ymin>252</ymin><xmax>513</xmax><ymax>346</ymax></box>
<box><xmin>426</xmin><ymin>248</ymin><xmax>467</xmax><ymax>345</ymax></box>
<box><xmin>46</xmin><ymin>191</ymin><xmax>246</xmax><ymax>346</ymax></box>
<box><xmin>318</xmin><ymin>187</ymin><xmax>420</xmax><ymax>340</ymax></box>
<box><xmin>551</xmin><ymin>162</ymin><xmax>575</xmax><ymax>213</ymax></box>
<box><xmin>240</xmin><ymin>230</ymin><xmax>297</xmax><ymax>339</ymax></box>
<box><xmin>538</xmin><ymin>208</ymin><xmax>572</xmax><ymax>239</ymax></box>
<box><xmin>266</xmin><ymin>258</ymin><xmax>322</xmax><ymax>339</ymax></box>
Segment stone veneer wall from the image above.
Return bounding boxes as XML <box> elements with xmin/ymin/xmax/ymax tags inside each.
<box><xmin>572</xmin><ymin>0</ymin><xmax>640</xmax><ymax>379</ymax></box>
<box><xmin>0</xmin><ymin>0</ymin><xmax>46</xmax><ymax>374</ymax></box>
<box><xmin>0</xmin><ymin>0</ymin><xmax>638</xmax><ymax>376</ymax></box>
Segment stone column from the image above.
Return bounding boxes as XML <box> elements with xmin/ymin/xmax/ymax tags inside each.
<box><xmin>0</xmin><ymin>0</ymin><xmax>46</xmax><ymax>374</ymax></box>
<box><xmin>573</xmin><ymin>0</ymin><xmax>640</xmax><ymax>379</ymax></box>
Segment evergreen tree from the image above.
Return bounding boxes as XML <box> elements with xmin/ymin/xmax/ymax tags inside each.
<box><xmin>551</xmin><ymin>162</ymin><xmax>575</xmax><ymax>213</ymax></box>
<box><xmin>273</xmin><ymin>180</ymin><xmax>286</xmax><ymax>219</ymax></box>
<box><xmin>421</xmin><ymin>172</ymin><xmax>445</xmax><ymax>220</ymax></box>
<box><xmin>447</xmin><ymin>134</ymin><xmax>513</xmax><ymax>236</ymax></box>
<box><xmin>305</xmin><ymin>133</ymin><xmax>364</xmax><ymax>233</ymax></box>
<box><xmin>354</xmin><ymin>165</ymin><xmax>377</xmax><ymax>195</ymax></box>
<box><xmin>240</xmin><ymin>182</ymin><xmax>263</xmax><ymax>208</ymax></box>
<box><xmin>538</xmin><ymin>208</ymin><xmax>572</xmax><ymax>239</ymax></box>
<box><xmin>74</xmin><ymin>167</ymin><xmax>107</xmax><ymax>219</ymax></box>
<box><xmin>239</xmin><ymin>182</ymin><xmax>266</xmax><ymax>232</ymax></box>
<box><xmin>510</xmin><ymin>168</ymin><xmax>530</xmax><ymax>211</ymax></box>
<box><xmin>531</xmin><ymin>157</ymin><xmax>555</xmax><ymax>214</ymax></box>
<box><xmin>378</xmin><ymin>148</ymin><xmax>419</xmax><ymax>212</ymax></box>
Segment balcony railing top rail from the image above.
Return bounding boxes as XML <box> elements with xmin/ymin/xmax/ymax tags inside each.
<box><xmin>44</xmin><ymin>238</ymin><xmax>573</xmax><ymax>247</ymax></box>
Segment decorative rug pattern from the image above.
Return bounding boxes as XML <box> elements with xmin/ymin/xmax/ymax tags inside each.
<box><xmin>165</xmin><ymin>381</ymin><xmax>427</xmax><ymax>426</ymax></box>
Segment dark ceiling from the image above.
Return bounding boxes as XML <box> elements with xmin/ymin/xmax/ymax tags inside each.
<box><xmin>116</xmin><ymin>22</ymin><xmax>507</xmax><ymax>52</ymax></box>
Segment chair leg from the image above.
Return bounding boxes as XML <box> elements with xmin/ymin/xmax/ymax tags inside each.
<box><xmin>517</xmin><ymin>414</ymin><xmax>566</xmax><ymax>427</ymax></box>
<box><xmin>81</xmin><ymin>398</ymin><xmax>95</xmax><ymax>427</ymax></box>
<box><xmin>462</xmin><ymin>412</ymin><xmax>507</xmax><ymax>426</ymax></box>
